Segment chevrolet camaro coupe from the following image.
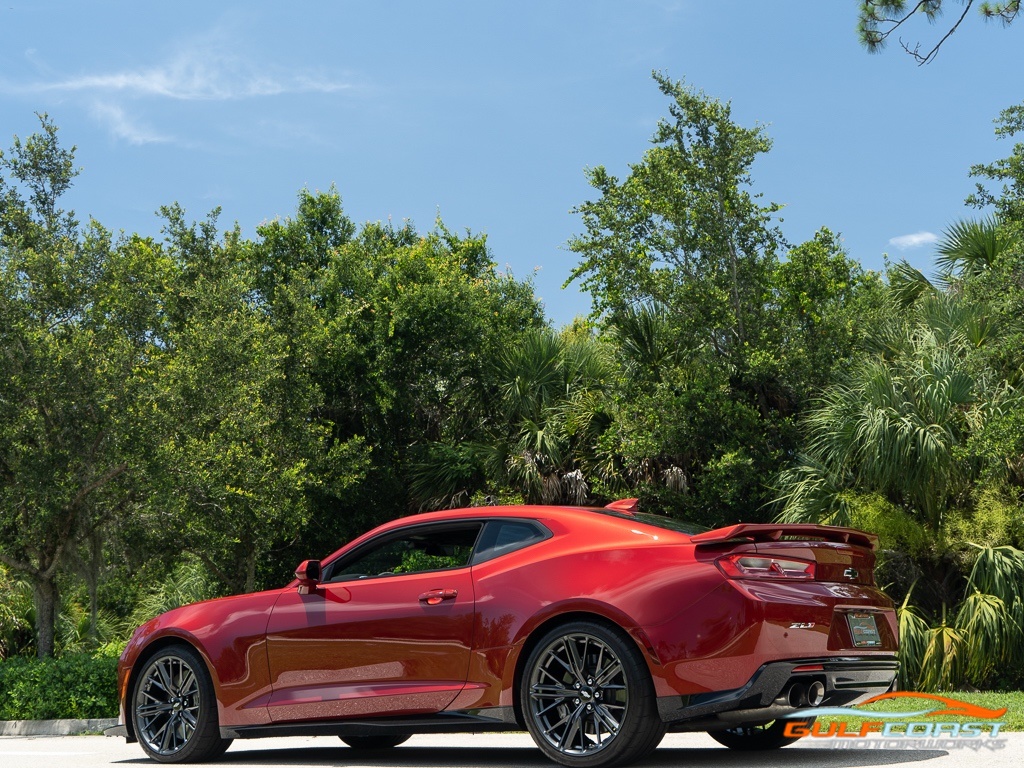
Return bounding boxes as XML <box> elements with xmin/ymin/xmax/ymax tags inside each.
<box><xmin>110</xmin><ymin>501</ymin><xmax>899</xmax><ymax>766</ymax></box>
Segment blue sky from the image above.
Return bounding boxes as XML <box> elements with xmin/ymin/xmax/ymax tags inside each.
<box><xmin>1</xmin><ymin>1</ymin><xmax>1021</xmax><ymax>326</ymax></box>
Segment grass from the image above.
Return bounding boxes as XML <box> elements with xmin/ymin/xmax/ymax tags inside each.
<box><xmin>814</xmin><ymin>691</ymin><xmax>1024</xmax><ymax>732</ymax></box>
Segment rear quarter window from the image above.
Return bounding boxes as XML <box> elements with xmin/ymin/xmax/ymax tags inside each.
<box><xmin>472</xmin><ymin>519</ymin><xmax>550</xmax><ymax>564</ymax></box>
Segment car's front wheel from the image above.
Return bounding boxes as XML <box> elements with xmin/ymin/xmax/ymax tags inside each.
<box><xmin>520</xmin><ymin>620</ymin><xmax>665</xmax><ymax>767</ymax></box>
<box><xmin>707</xmin><ymin>717</ymin><xmax>815</xmax><ymax>750</ymax></box>
<box><xmin>131</xmin><ymin>644</ymin><xmax>231</xmax><ymax>763</ymax></box>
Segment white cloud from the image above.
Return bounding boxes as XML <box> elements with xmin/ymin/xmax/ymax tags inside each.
<box><xmin>10</xmin><ymin>46</ymin><xmax>351</xmax><ymax>101</ymax></box>
<box><xmin>0</xmin><ymin>27</ymin><xmax>359</xmax><ymax>147</ymax></box>
<box><xmin>888</xmin><ymin>231</ymin><xmax>939</xmax><ymax>250</ymax></box>
<box><xmin>90</xmin><ymin>103</ymin><xmax>171</xmax><ymax>145</ymax></box>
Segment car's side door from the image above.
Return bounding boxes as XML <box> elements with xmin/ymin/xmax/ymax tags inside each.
<box><xmin>264</xmin><ymin>521</ymin><xmax>480</xmax><ymax>723</ymax></box>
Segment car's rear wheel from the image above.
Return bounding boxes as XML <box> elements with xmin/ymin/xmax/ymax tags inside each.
<box><xmin>520</xmin><ymin>620</ymin><xmax>665</xmax><ymax>767</ymax></box>
<box><xmin>707</xmin><ymin>717</ymin><xmax>815</xmax><ymax>750</ymax></box>
<box><xmin>132</xmin><ymin>644</ymin><xmax>231</xmax><ymax>763</ymax></box>
<box><xmin>340</xmin><ymin>735</ymin><xmax>411</xmax><ymax>749</ymax></box>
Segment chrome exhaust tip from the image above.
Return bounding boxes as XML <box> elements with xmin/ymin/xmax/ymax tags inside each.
<box><xmin>807</xmin><ymin>680</ymin><xmax>825</xmax><ymax>707</ymax></box>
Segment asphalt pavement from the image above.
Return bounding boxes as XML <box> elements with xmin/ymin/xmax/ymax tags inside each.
<box><xmin>1</xmin><ymin>731</ymin><xmax>1022</xmax><ymax>768</ymax></box>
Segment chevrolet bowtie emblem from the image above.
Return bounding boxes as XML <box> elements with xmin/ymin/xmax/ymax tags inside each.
<box><xmin>844</xmin><ymin>568</ymin><xmax>859</xmax><ymax>580</ymax></box>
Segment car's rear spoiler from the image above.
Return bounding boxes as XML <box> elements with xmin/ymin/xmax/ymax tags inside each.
<box><xmin>689</xmin><ymin>523</ymin><xmax>878</xmax><ymax>551</ymax></box>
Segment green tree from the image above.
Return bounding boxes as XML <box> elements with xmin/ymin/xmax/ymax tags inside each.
<box><xmin>958</xmin><ymin>241</ymin><xmax>1024</xmax><ymax>494</ymax></box>
<box><xmin>775</xmin><ymin>227</ymin><xmax>888</xmax><ymax>398</ymax></box>
<box><xmin>858</xmin><ymin>1</ymin><xmax>1020</xmax><ymax>64</ymax></box>
<box><xmin>568</xmin><ymin>72</ymin><xmax>782</xmax><ymax>360</ymax></box>
<box><xmin>776</xmin><ymin>277</ymin><xmax>1005</xmax><ymax>533</ymax></box>
<box><xmin>309</xmin><ymin>218</ymin><xmax>542</xmax><ymax>532</ymax></box>
<box><xmin>0</xmin><ymin>117</ymin><xmax>161</xmax><ymax>656</ymax></box>
<box><xmin>967</xmin><ymin>103</ymin><xmax>1024</xmax><ymax>223</ymax></box>
<box><xmin>145</xmin><ymin>205</ymin><xmax>367</xmax><ymax>594</ymax></box>
<box><xmin>566</xmin><ymin>76</ymin><xmax>883</xmax><ymax>526</ymax></box>
<box><xmin>565</xmin><ymin>73</ymin><xmax>785</xmax><ymax>521</ymax></box>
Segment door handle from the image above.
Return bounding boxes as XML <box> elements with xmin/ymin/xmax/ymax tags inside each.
<box><xmin>418</xmin><ymin>588</ymin><xmax>458</xmax><ymax>605</ymax></box>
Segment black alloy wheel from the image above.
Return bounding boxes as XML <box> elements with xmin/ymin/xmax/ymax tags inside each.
<box><xmin>131</xmin><ymin>644</ymin><xmax>231</xmax><ymax>763</ymax></box>
<box><xmin>520</xmin><ymin>620</ymin><xmax>665</xmax><ymax>767</ymax></box>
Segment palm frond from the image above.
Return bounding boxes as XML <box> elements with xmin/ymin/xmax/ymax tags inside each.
<box><xmin>966</xmin><ymin>544</ymin><xmax>1024</xmax><ymax>606</ymax></box>
<box><xmin>954</xmin><ymin>591</ymin><xmax>1014</xmax><ymax>684</ymax></box>
<box><xmin>609</xmin><ymin>303</ymin><xmax>681</xmax><ymax>374</ymax></box>
<box><xmin>498</xmin><ymin>330</ymin><xmax>564</xmax><ymax>423</ymax></box>
<box><xmin>130</xmin><ymin>558</ymin><xmax>217</xmax><ymax>625</ymax></box>
<box><xmin>774</xmin><ymin>454</ymin><xmax>851</xmax><ymax>526</ymax></box>
<box><xmin>896</xmin><ymin>585</ymin><xmax>930</xmax><ymax>691</ymax></box>
<box><xmin>409</xmin><ymin>442</ymin><xmax>486</xmax><ymax>511</ymax></box>
<box><xmin>919</xmin><ymin>614</ymin><xmax>965</xmax><ymax>691</ymax></box>
<box><xmin>936</xmin><ymin>217</ymin><xmax>1009</xmax><ymax>279</ymax></box>
<box><xmin>889</xmin><ymin>259</ymin><xmax>936</xmax><ymax>309</ymax></box>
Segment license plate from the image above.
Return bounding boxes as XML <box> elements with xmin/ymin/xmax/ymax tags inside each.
<box><xmin>847</xmin><ymin>612</ymin><xmax>881</xmax><ymax>647</ymax></box>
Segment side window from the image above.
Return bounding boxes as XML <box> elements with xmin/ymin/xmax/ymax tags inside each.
<box><xmin>473</xmin><ymin>520</ymin><xmax>549</xmax><ymax>564</ymax></box>
<box><xmin>325</xmin><ymin>523</ymin><xmax>482</xmax><ymax>583</ymax></box>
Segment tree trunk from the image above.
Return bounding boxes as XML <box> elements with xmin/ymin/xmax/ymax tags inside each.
<box><xmin>726</xmin><ymin>235</ymin><xmax>746</xmax><ymax>346</ymax></box>
<box><xmin>33</xmin><ymin>577</ymin><xmax>59</xmax><ymax>659</ymax></box>
<box><xmin>244</xmin><ymin>547</ymin><xmax>257</xmax><ymax>595</ymax></box>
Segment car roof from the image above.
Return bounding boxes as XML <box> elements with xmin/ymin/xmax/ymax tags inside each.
<box><xmin>304</xmin><ymin>503</ymin><xmax>702</xmax><ymax>581</ymax></box>
<box><xmin>353</xmin><ymin>503</ymin><xmax>699</xmax><ymax>543</ymax></box>
<box><xmin>372</xmin><ymin>504</ymin><xmax>623</xmax><ymax>529</ymax></box>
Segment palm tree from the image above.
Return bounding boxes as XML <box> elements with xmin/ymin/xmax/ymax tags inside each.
<box><xmin>776</xmin><ymin>290</ymin><xmax>1002</xmax><ymax>532</ymax></box>
<box><xmin>500</xmin><ymin>329</ymin><xmax>615</xmax><ymax>504</ymax></box>
<box><xmin>897</xmin><ymin>546</ymin><xmax>1024</xmax><ymax>691</ymax></box>
<box><xmin>935</xmin><ymin>216</ymin><xmax>1012</xmax><ymax>279</ymax></box>
<box><xmin>607</xmin><ymin>304</ymin><xmax>683</xmax><ymax>380</ymax></box>
<box><xmin>410</xmin><ymin>328</ymin><xmax>617</xmax><ymax>508</ymax></box>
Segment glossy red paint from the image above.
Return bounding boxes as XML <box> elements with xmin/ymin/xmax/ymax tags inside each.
<box><xmin>264</xmin><ymin>567</ymin><xmax>475</xmax><ymax>721</ymax></box>
<box><xmin>115</xmin><ymin>503</ymin><xmax>898</xmax><ymax>756</ymax></box>
<box><xmin>119</xmin><ymin>589</ymin><xmax>281</xmax><ymax>730</ymax></box>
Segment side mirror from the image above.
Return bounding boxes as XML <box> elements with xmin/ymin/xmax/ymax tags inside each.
<box><xmin>295</xmin><ymin>559</ymin><xmax>322</xmax><ymax>595</ymax></box>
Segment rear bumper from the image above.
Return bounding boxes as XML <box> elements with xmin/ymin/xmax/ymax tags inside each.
<box><xmin>657</xmin><ymin>656</ymin><xmax>898</xmax><ymax>729</ymax></box>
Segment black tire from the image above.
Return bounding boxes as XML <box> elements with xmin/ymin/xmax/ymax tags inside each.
<box><xmin>131</xmin><ymin>644</ymin><xmax>231</xmax><ymax>763</ymax></box>
<box><xmin>707</xmin><ymin>717</ymin><xmax>815</xmax><ymax>750</ymax></box>
<box><xmin>519</xmin><ymin>620</ymin><xmax>666</xmax><ymax>768</ymax></box>
<box><xmin>340</xmin><ymin>735</ymin><xmax>411</xmax><ymax>749</ymax></box>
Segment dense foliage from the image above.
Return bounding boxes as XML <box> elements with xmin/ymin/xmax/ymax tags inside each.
<box><xmin>0</xmin><ymin>649</ymin><xmax>119</xmax><ymax>720</ymax></box>
<box><xmin>2</xmin><ymin>79</ymin><xmax>1024</xmax><ymax>693</ymax></box>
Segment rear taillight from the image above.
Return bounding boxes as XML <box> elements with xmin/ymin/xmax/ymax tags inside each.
<box><xmin>716</xmin><ymin>554</ymin><xmax>815</xmax><ymax>580</ymax></box>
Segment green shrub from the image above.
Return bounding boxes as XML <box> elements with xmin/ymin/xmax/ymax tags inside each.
<box><xmin>846</xmin><ymin>492</ymin><xmax>929</xmax><ymax>555</ymax></box>
<box><xmin>0</xmin><ymin>652</ymin><xmax>118</xmax><ymax>720</ymax></box>
<box><xmin>0</xmin><ymin>568</ymin><xmax>33</xmax><ymax>659</ymax></box>
<box><xmin>944</xmin><ymin>485</ymin><xmax>1024</xmax><ymax>549</ymax></box>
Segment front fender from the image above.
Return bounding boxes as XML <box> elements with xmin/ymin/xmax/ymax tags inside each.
<box><xmin>119</xmin><ymin>589</ymin><xmax>283</xmax><ymax>729</ymax></box>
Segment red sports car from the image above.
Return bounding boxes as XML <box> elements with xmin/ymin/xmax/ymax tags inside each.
<box><xmin>109</xmin><ymin>501</ymin><xmax>898</xmax><ymax>766</ymax></box>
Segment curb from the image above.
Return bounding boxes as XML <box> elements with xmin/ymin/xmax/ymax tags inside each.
<box><xmin>0</xmin><ymin>718</ymin><xmax>118</xmax><ymax>737</ymax></box>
